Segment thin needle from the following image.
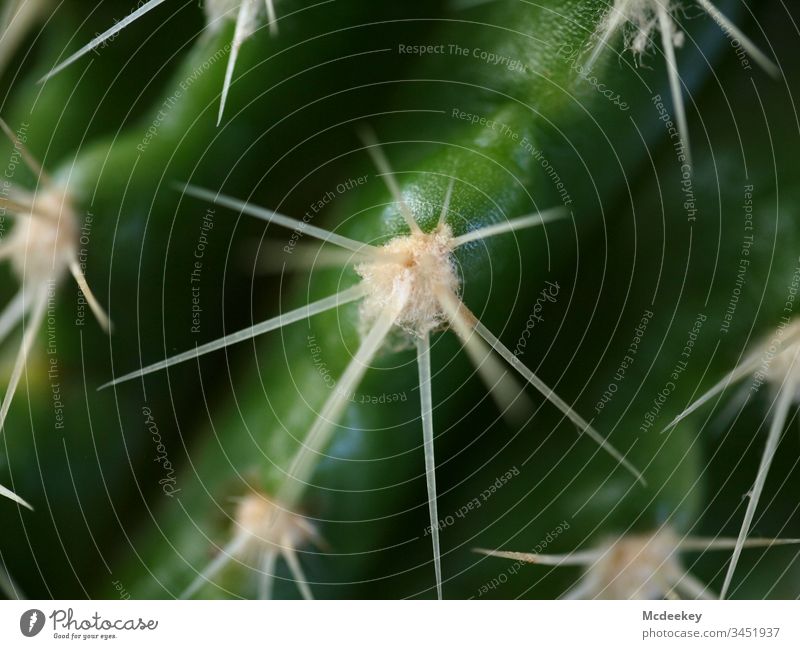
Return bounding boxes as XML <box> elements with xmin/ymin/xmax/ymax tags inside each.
<box><xmin>662</xmin><ymin>347</ymin><xmax>774</xmax><ymax>432</ymax></box>
<box><xmin>0</xmin><ymin>288</ymin><xmax>28</xmax><ymax>347</ymax></box>
<box><xmin>439</xmin><ymin>290</ymin><xmax>532</xmax><ymax>424</ymax></box>
<box><xmin>278</xmin><ymin>281</ymin><xmax>409</xmax><ymax>509</ymax></box>
<box><xmin>179</xmin><ymin>184</ymin><xmax>379</xmax><ymax>254</ymax></box>
<box><xmin>39</xmin><ymin>0</ymin><xmax>168</xmax><ymax>83</ymax></box>
<box><xmin>673</xmin><ymin>570</ymin><xmax>715</xmax><ymax>600</ymax></box>
<box><xmin>417</xmin><ymin>332</ymin><xmax>442</xmax><ymax>600</ymax></box>
<box><xmin>100</xmin><ymin>284</ymin><xmax>366</xmax><ymax>388</ymax></box>
<box><xmin>679</xmin><ymin>537</ymin><xmax>800</xmax><ymax>552</ymax></box>
<box><xmin>696</xmin><ymin>0</ymin><xmax>780</xmax><ymax>79</ymax></box>
<box><xmin>719</xmin><ymin>371</ymin><xmax>799</xmax><ymax>599</ymax></box>
<box><xmin>440</xmin><ymin>290</ymin><xmax>645</xmax><ymax>485</ymax></box>
<box><xmin>657</xmin><ymin>3</ymin><xmax>692</xmax><ymax>169</ymax></box>
<box><xmin>358</xmin><ymin>126</ymin><xmax>421</xmax><ymax>234</ymax></box>
<box><xmin>257</xmin><ymin>549</ymin><xmax>278</xmax><ymax>600</ymax></box>
<box><xmin>475</xmin><ymin>547</ymin><xmax>601</xmax><ymax>566</ymax></box>
<box><xmin>265</xmin><ymin>0</ymin><xmax>278</xmax><ymax>35</ymax></box>
<box><xmin>0</xmin><ymin>117</ymin><xmax>51</xmax><ymax>185</ymax></box>
<box><xmin>0</xmin><ymin>482</ymin><xmax>32</xmax><ymax>510</ymax></box>
<box><xmin>218</xmin><ymin>0</ymin><xmax>259</xmax><ymax>126</ymax></box>
<box><xmin>0</xmin><ymin>289</ymin><xmax>47</xmax><ymax>434</ymax></box>
<box><xmin>437</xmin><ymin>178</ymin><xmax>455</xmax><ymax>227</ymax></box>
<box><xmin>282</xmin><ymin>544</ymin><xmax>313</xmax><ymax>600</ymax></box>
<box><xmin>182</xmin><ymin>534</ymin><xmax>249</xmax><ymax>599</ymax></box>
<box><xmin>451</xmin><ymin>207</ymin><xmax>567</xmax><ymax>248</ymax></box>
<box><xmin>69</xmin><ymin>260</ymin><xmax>111</xmax><ymax>332</ymax></box>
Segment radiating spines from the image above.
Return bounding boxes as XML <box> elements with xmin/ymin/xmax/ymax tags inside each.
<box><xmin>0</xmin><ymin>117</ymin><xmax>109</xmax><ymax>507</ymax></box>
<box><xmin>183</xmin><ymin>491</ymin><xmax>318</xmax><ymax>599</ymax></box>
<box><xmin>477</xmin><ymin>526</ymin><xmax>800</xmax><ymax>599</ymax></box>
<box><xmin>586</xmin><ymin>0</ymin><xmax>779</xmax><ymax>167</ymax></box>
<box><xmin>663</xmin><ymin>318</ymin><xmax>800</xmax><ymax>599</ymax></box>
<box><xmin>104</xmin><ymin>139</ymin><xmax>640</xmax><ymax>600</ymax></box>
<box><xmin>0</xmin><ymin>117</ymin><xmax>111</xmax><ymax>330</ymax></box>
<box><xmin>39</xmin><ymin>1</ymin><xmax>281</xmax><ymax>125</ymax></box>
<box><xmin>589</xmin><ymin>0</ymin><xmax>776</xmax><ymax>74</ymax></box>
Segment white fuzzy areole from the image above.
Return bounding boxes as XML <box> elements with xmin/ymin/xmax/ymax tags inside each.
<box><xmin>577</xmin><ymin>528</ymin><xmax>685</xmax><ymax>599</ymax></box>
<box><xmin>606</xmin><ymin>0</ymin><xmax>684</xmax><ymax>58</ymax></box>
<box><xmin>235</xmin><ymin>493</ymin><xmax>316</xmax><ymax>554</ymax></box>
<box><xmin>355</xmin><ymin>224</ymin><xmax>459</xmax><ymax>340</ymax></box>
<box><xmin>7</xmin><ymin>186</ymin><xmax>77</xmax><ymax>289</ymax></box>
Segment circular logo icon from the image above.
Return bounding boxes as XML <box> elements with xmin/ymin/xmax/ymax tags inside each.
<box><xmin>20</xmin><ymin>609</ymin><xmax>45</xmax><ymax>637</ymax></box>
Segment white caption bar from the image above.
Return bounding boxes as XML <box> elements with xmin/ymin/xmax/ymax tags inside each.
<box><xmin>0</xmin><ymin>600</ymin><xmax>798</xmax><ymax>647</ymax></box>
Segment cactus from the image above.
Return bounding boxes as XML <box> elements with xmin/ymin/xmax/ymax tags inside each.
<box><xmin>0</xmin><ymin>0</ymin><xmax>796</xmax><ymax>603</ymax></box>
